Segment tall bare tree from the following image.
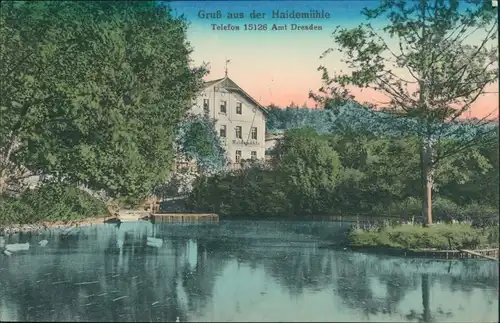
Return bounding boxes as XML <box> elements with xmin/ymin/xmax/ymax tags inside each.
<box><xmin>315</xmin><ymin>0</ymin><xmax>498</xmax><ymax>225</ymax></box>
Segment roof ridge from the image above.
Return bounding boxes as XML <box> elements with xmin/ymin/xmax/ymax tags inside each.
<box><xmin>202</xmin><ymin>76</ymin><xmax>268</xmax><ymax>114</ymax></box>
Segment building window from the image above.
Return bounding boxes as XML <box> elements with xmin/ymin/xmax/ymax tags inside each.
<box><xmin>203</xmin><ymin>99</ymin><xmax>209</xmax><ymax>114</ymax></box>
<box><xmin>251</xmin><ymin>151</ymin><xmax>257</xmax><ymax>160</ymax></box>
<box><xmin>236</xmin><ymin>102</ymin><xmax>242</xmax><ymax>114</ymax></box>
<box><xmin>220</xmin><ymin>100</ymin><xmax>227</xmax><ymax>113</ymax></box>
<box><xmin>251</xmin><ymin>127</ymin><xmax>257</xmax><ymax>140</ymax></box>
<box><xmin>235</xmin><ymin>150</ymin><xmax>242</xmax><ymax>163</ymax></box>
<box><xmin>220</xmin><ymin>125</ymin><xmax>226</xmax><ymax>138</ymax></box>
<box><xmin>235</xmin><ymin>126</ymin><xmax>242</xmax><ymax>139</ymax></box>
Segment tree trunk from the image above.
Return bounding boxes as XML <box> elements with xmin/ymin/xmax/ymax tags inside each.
<box><xmin>0</xmin><ymin>169</ymin><xmax>6</xmax><ymax>195</ymax></box>
<box><xmin>420</xmin><ymin>139</ymin><xmax>434</xmax><ymax>226</ymax></box>
<box><xmin>424</xmin><ymin>161</ymin><xmax>433</xmax><ymax>226</ymax></box>
<box><xmin>0</xmin><ymin>133</ymin><xmax>21</xmax><ymax>196</ymax></box>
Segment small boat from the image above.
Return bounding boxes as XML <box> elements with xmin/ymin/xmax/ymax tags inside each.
<box><xmin>146</xmin><ymin>236</ymin><xmax>163</xmax><ymax>248</ymax></box>
<box><xmin>5</xmin><ymin>242</ymin><xmax>30</xmax><ymax>252</ymax></box>
<box><xmin>118</xmin><ymin>214</ymin><xmax>141</xmax><ymax>222</ymax></box>
<box><xmin>38</xmin><ymin>240</ymin><xmax>49</xmax><ymax>247</ymax></box>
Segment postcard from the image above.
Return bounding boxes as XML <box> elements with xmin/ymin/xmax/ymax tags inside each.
<box><xmin>1</xmin><ymin>1</ymin><xmax>498</xmax><ymax>322</ymax></box>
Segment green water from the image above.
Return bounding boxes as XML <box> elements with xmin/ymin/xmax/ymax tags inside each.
<box><xmin>0</xmin><ymin>220</ymin><xmax>497</xmax><ymax>322</ymax></box>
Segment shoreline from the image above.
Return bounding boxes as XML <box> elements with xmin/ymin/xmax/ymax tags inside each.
<box><xmin>0</xmin><ymin>215</ymin><xmax>117</xmax><ymax>235</ymax></box>
<box><xmin>340</xmin><ymin>245</ymin><xmax>499</xmax><ymax>261</ymax></box>
<box><xmin>2</xmin><ymin>217</ymin><xmax>498</xmax><ymax>261</ymax></box>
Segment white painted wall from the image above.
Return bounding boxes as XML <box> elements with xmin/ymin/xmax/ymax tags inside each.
<box><xmin>191</xmin><ymin>81</ymin><xmax>267</xmax><ymax>163</ymax></box>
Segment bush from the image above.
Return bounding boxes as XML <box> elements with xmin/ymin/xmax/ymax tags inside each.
<box><xmin>0</xmin><ymin>196</ymin><xmax>36</xmax><ymax>225</ymax></box>
<box><xmin>433</xmin><ymin>197</ymin><xmax>498</xmax><ymax>224</ymax></box>
<box><xmin>482</xmin><ymin>226</ymin><xmax>499</xmax><ymax>247</ymax></box>
<box><xmin>432</xmin><ymin>197</ymin><xmax>461</xmax><ymax>221</ymax></box>
<box><xmin>187</xmin><ymin>167</ymin><xmax>291</xmax><ymax>218</ymax></box>
<box><xmin>348</xmin><ymin>223</ymin><xmax>498</xmax><ymax>250</ymax></box>
<box><xmin>0</xmin><ymin>182</ymin><xmax>108</xmax><ymax>226</ymax></box>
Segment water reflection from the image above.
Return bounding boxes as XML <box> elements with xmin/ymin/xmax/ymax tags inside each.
<box><xmin>0</xmin><ymin>220</ymin><xmax>497</xmax><ymax>322</ymax></box>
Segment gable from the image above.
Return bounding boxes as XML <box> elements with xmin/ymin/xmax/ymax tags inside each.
<box><xmin>204</xmin><ymin>78</ymin><xmax>224</xmax><ymax>88</ymax></box>
<box><xmin>203</xmin><ymin>77</ymin><xmax>268</xmax><ymax>116</ymax></box>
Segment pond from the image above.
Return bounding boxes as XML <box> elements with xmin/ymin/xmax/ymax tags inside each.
<box><xmin>0</xmin><ymin>220</ymin><xmax>498</xmax><ymax>322</ymax></box>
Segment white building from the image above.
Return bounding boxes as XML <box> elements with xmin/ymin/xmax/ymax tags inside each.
<box><xmin>190</xmin><ymin>76</ymin><xmax>268</xmax><ymax>163</ymax></box>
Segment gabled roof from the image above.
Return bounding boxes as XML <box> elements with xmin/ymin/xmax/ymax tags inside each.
<box><xmin>203</xmin><ymin>77</ymin><xmax>268</xmax><ymax>115</ymax></box>
<box><xmin>203</xmin><ymin>78</ymin><xmax>224</xmax><ymax>88</ymax></box>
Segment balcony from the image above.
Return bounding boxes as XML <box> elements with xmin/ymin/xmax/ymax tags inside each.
<box><xmin>227</xmin><ymin>159</ymin><xmax>273</xmax><ymax>171</ymax></box>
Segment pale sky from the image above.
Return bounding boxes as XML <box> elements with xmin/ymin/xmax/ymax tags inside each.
<box><xmin>171</xmin><ymin>1</ymin><xmax>499</xmax><ymax>119</ymax></box>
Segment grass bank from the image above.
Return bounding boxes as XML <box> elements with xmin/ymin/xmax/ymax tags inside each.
<box><xmin>348</xmin><ymin>223</ymin><xmax>499</xmax><ymax>251</ymax></box>
<box><xmin>0</xmin><ymin>182</ymin><xmax>109</xmax><ymax>234</ymax></box>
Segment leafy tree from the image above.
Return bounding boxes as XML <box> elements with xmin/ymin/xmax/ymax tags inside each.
<box><xmin>156</xmin><ymin>114</ymin><xmax>227</xmax><ymax>201</ymax></box>
<box><xmin>187</xmin><ymin>166</ymin><xmax>289</xmax><ymax>217</ymax></box>
<box><xmin>176</xmin><ymin>114</ymin><xmax>227</xmax><ymax>173</ymax></box>
<box><xmin>329</xmin><ymin>130</ymin><xmax>497</xmax><ymax>218</ymax></box>
<box><xmin>328</xmin><ymin>134</ymin><xmax>370</xmax><ymax>170</ymax></box>
<box><xmin>365</xmin><ymin>137</ymin><xmax>422</xmax><ymax>211</ymax></box>
<box><xmin>189</xmin><ymin>123</ymin><xmax>496</xmax><ymax>220</ymax></box>
<box><xmin>328</xmin><ymin>134</ymin><xmax>423</xmax><ymax>216</ymax></box>
<box><xmin>274</xmin><ymin>127</ymin><xmax>342</xmax><ymax>215</ymax></box>
<box><xmin>316</xmin><ymin>0</ymin><xmax>498</xmax><ymax>224</ymax></box>
<box><xmin>0</xmin><ymin>1</ymin><xmax>206</xmax><ymax>200</ymax></box>
<box><xmin>438</xmin><ymin>134</ymin><xmax>498</xmax><ymax>206</ymax></box>
<box><xmin>0</xmin><ymin>182</ymin><xmax>108</xmax><ymax>225</ymax></box>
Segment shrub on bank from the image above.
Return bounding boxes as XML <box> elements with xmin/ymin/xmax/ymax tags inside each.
<box><xmin>0</xmin><ymin>182</ymin><xmax>108</xmax><ymax>226</ymax></box>
<box><xmin>187</xmin><ymin>167</ymin><xmax>291</xmax><ymax>217</ymax></box>
<box><xmin>348</xmin><ymin>223</ymin><xmax>499</xmax><ymax>250</ymax></box>
<box><xmin>189</xmin><ymin>168</ymin><xmax>498</xmax><ymax>220</ymax></box>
